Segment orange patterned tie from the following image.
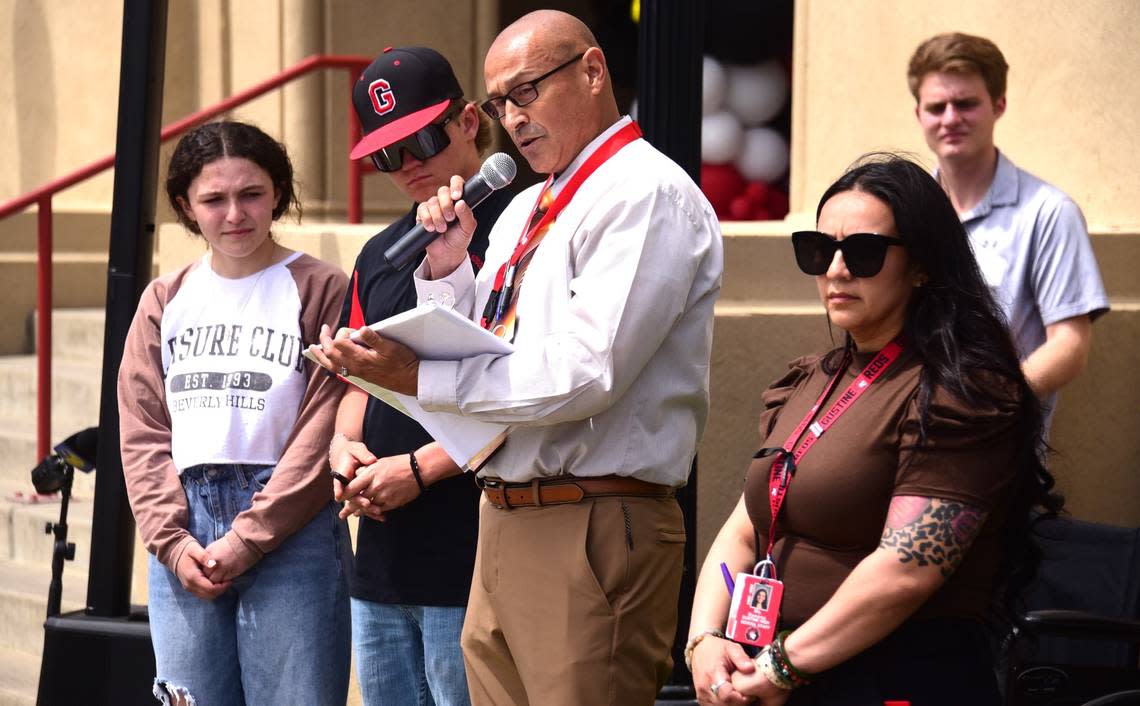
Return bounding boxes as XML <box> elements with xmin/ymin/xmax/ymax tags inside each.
<box><xmin>491</xmin><ymin>187</ymin><xmax>555</xmax><ymax>341</ymax></box>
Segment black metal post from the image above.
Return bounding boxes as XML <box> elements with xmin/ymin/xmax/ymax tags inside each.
<box><xmin>636</xmin><ymin>0</ymin><xmax>705</xmax><ymax>184</ymax></box>
<box><xmin>86</xmin><ymin>0</ymin><xmax>169</xmax><ymax>617</ymax></box>
<box><xmin>637</xmin><ymin>1</ymin><xmax>706</xmax><ymax>700</ymax></box>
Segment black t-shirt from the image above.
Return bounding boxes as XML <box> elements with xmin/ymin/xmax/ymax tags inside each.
<box><xmin>337</xmin><ymin>189</ymin><xmax>512</xmax><ymax>606</ymax></box>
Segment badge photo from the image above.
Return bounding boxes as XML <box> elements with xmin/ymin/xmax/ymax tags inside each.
<box><xmin>725</xmin><ymin>571</ymin><xmax>783</xmax><ymax>647</ymax></box>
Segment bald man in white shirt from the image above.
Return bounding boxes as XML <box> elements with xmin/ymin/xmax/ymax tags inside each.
<box><xmin>315</xmin><ymin>10</ymin><xmax>723</xmax><ymax>706</ymax></box>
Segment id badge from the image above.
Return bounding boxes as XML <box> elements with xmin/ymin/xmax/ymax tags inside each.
<box><xmin>724</xmin><ymin>562</ymin><xmax>783</xmax><ymax>647</ymax></box>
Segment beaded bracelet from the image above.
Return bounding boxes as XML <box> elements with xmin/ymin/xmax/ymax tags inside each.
<box><xmin>683</xmin><ymin>629</ymin><xmax>725</xmax><ymax>672</ymax></box>
<box><xmin>768</xmin><ymin>647</ymin><xmax>801</xmax><ymax>688</ymax></box>
<box><xmin>755</xmin><ymin>646</ymin><xmax>795</xmax><ymax>690</ymax></box>
<box><xmin>408</xmin><ymin>451</ymin><xmax>427</xmax><ymax>493</ymax></box>
<box><xmin>771</xmin><ymin>630</ymin><xmax>815</xmax><ymax>685</ymax></box>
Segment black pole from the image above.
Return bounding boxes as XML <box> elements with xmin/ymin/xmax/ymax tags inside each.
<box><xmin>86</xmin><ymin>0</ymin><xmax>169</xmax><ymax>617</ymax></box>
<box><xmin>636</xmin><ymin>0</ymin><xmax>705</xmax><ymax>698</ymax></box>
<box><xmin>637</xmin><ymin>0</ymin><xmax>705</xmax><ymax>184</ymax></box>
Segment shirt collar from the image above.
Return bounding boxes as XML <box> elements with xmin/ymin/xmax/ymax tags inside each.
<box><xmin>549</xmin><ymin>115</ymin><xmax>633</xmax><ymax>197</ymax></box>
<box><xmin>988</xmin><ymin>150</ymin><xmax>1019</xmax><ymax>207</ymax></box>
<box><xmin>955</xmin><ymin>149</ymin><xmax>1019</xmax><ymax>221</ymax></box>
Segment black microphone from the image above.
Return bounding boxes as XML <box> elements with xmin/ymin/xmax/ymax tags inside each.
<box><xmin>384</xmin><ymin>152</ymin><xmax>517</xmax><ymax>269</ymax></box>
<box><xmin>30</xmin><ymin>427</ymin><xmax>98</xmax><ymax>494</ymax></box>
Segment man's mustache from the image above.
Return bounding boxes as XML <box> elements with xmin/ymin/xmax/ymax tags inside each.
<box><xmin>513</xmin><ymin>128</ymin><xmax>545</xmax><ymax>143</ymax></box>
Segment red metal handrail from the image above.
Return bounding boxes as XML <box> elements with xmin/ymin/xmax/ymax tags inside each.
<box><xmin>0</xmin><ymin>54</ymin><xmax>373</xmax><ymax>460</ymax></box>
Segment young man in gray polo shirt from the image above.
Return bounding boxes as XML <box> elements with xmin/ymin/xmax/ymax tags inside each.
<box><xmin>907</xmin><ymin>32</ymin><xmax>1109</xmax><ymax>424</ymax></box>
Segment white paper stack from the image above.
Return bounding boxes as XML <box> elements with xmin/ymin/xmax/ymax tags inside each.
<box><xmin>305</xmin><ymin>302</ymin><xmax>512</xmax><ymax>470</ymax></box>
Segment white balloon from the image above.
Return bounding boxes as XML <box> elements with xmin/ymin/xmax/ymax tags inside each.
<box><xmin>736</xmin><ymin>127</ymin><xmax>789</xmax><ymax>182</ymax></box>
<box><xmin>725</xmin><ymin>60</ymin><xmax>789</xmax><ymax>126</ymax></box>
<box><xmin>701</xmin><ymin>111</ymin><xmax>744</xmax><ymax>165</ymax></box>
<box><xmin>702</xmin><ymin>56</ymin><xmax>728</xmax><ymax>115</ymax></box>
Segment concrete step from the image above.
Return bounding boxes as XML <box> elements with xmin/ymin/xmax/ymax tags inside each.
<box><xmin>0</xmin><ymin>493</ymin><xmax>95</xmax><ymax>569</ymax></box>
<box><xmin>0</xmin><ymin>356</ymin><xmax>101</xmax><ymax>438</ymax></box>
<box><xmin>33</xmin><ymin>308</ymin><xmax>106</xmax><ymax>366</ymax></box>
<box><xmin>0</xmin><ymin>210</ymin><xmax>112</xmax><ymax>255</ymax></box>
<box><xmin>0</xmin><ymin>429</ymin><xmax>99</xmax><ymax>499</ymax></box>
<box><xmin>1092</xmin><ymin>231</ymin><xmax>1140</xmax><ymax>301</ymax></box>
<box><xmin>0</xmin><ymin>559</ymin><xmax>85</xmax><ymax>656</ymax></box>
<box><xmin>0</xmin><ymin>256</ymin><xmax>110</xmax><ymax>356</ymax></box>
<box><xmin>0</xmin><ymin>645</ymin><xmax>39</xmax><ymax>706</ymax></box>
<box><xmin>720</xmin><ymin>221</ymin><xmax>817</xmax><ymax>305</ymax></box>
<box><xmin>0</xmin><ymin>471</ymin><xmax>148</xmax><ymax>603</ymax></box>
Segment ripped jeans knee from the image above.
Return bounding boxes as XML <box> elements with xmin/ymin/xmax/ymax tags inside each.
<box><xmin>153</xmin><ymin>679</ymin><xmax>197</xmax><ymax>706</ymax></box>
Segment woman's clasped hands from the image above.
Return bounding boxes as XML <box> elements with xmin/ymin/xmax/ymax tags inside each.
<box><xmin>692</xmin><ymin>636</ymin><xmax>792</xmax><ymax>705</ymax></box>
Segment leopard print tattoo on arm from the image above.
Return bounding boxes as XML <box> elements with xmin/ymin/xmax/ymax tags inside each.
<box><xmin>879</xmin><ymin>496</ymin><xmax>987</xmax><ymax>578</ymax></box>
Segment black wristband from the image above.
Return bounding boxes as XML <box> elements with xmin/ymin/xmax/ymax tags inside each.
<box><xmin>408</xmin><ymin>451</ymin><xmax>427</xmax><ymax>493</ymax></box>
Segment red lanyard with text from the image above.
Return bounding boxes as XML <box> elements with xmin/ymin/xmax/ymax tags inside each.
<box><xmin>479</xmin><ymin>121</ymin><xmax>643</xmax><ymax>330</ymax></box>
<box><xmin>762</xmin><ymin>337</ymin><xmax>906</xmax><ymax>561</ymax></box>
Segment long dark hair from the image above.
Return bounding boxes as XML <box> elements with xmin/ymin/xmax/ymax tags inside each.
<box><xmin>817</xmin><ymin>152</ymin><xmax>1063</xmax><ymax>612</ymax></box>
<box><xmin>165</xmin><ymin>120</ymin><xmax>300</xmax><ymax>234</ymax></box>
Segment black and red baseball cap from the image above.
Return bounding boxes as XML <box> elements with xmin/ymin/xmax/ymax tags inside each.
<box><xmin>349</xmin><ymin>46</ymin><xmax>464</xmax><ymax>160</ymax></box>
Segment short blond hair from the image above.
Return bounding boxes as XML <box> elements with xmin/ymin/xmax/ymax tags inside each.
<box><xmin>907</xmin><ymin>32</ymin><xmax>1008</xmax><ymax>102</ymax></box>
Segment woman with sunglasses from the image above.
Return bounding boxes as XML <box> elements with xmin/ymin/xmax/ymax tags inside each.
<box><xmin>688</xmin><ymin>154</ymin><xmax>1061</xmax><ymax>705</ymax></box>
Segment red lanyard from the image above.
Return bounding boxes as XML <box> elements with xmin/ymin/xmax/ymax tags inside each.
<box><xmin>762</xmin><ymin>337</ymin><xmax>906</xmax><ymax>560</ymax></box>
<box><xmin>480</xmin><ymin>120</ymin><xmax>643</xmax><ymax>329</ymax></box>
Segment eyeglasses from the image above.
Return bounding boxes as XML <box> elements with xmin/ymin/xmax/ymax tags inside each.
<box><xmin>480</xmin><ymin>52</ymin><xmax>585</xmax><ymax>120</ymax></box>
<box><xmin>792</xmin><ymin>231</ymin><xmax>906</xmax><ymax>278</ymax></box>
<box><xmin>369</xmin><ymin>109</ymin><xmax>458</xmax><ymax>173</ymax></box>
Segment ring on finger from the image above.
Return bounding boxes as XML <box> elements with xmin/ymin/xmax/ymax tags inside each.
<box><xmin>710</xmin><ymin>679</ymin><xmax>727</xmax><ymax>697</ymax></box>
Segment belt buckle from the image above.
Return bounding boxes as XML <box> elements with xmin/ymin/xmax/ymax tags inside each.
<box><xmin>481</xmin><ymin>477</ymin><xmax>512</xmax><ymax>510</ymax></box>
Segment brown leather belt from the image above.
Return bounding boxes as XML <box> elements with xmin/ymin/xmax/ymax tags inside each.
<box><xmin>481</xmin><ymin>475</ymin><xmax>674</xmax><ymax>509</ymax></box>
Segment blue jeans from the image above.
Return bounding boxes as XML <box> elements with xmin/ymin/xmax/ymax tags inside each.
<box><xmin>352</xmin><ymin>598</ymin><xmax>471</xmax><ymax>706</ymax></box>
<box><xmin>147</xmin><ymin>464</ymin><xmax>351</xmax><ymax>706</ymax></box>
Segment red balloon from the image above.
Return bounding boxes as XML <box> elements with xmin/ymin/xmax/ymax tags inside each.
<box><xmin>701</xmin><ymin>162</ymin><xmax>746</xmax><ymax>216</ymax></box>
<box><xmin>728</xmin><ymin>194</ymin><xmax>754</xmax><ymax>221</ymax></box>
<box><xmin>750</xmin><ymin>206</ymin><xmax>773</xmax><ymax>221</ymax></box>
<box><xmin>768</xmin><ymin>189</ymin><xmax>790</xmax><ymax>218</ymax></box>
<box><xmin>744</xmin><ymin>180</ymin><xmax>771</xmax><ymax>205</ymax></box>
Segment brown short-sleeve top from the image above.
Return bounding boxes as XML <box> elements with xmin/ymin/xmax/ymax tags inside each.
<box><xmin>743</xmin><ymin>348</ymin><xmax>1021</xmax><ymax>624</ymax></box>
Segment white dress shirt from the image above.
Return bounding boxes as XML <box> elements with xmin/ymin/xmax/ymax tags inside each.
<box><xmin>414</xmin><ymin>116</ymin><xmax>723</xmax><ymax>486</ymax></box>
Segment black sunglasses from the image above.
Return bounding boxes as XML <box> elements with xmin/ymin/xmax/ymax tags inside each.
<box><xmin>791</xmin><ymin>231</ymin><xmax>906</xmax><ymax>278</ymax></box>
<box><xmin>480</xmin><ymin>52</ymin><xmax>585</xmax><ymax>120</ymax></box>
<box><xmin>369</xmin><ymin>108</ymin><xmax>459</xmax><ymax>173</ymax></box>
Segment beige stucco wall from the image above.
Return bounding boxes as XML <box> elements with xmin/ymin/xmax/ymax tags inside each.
<box><xmin>789</xmin><ymin>0</ymin><xmax>1140</xmax><ymax>232</ymax></box>
<box><xmin>0</xmin><ymin>0</ymin><xmax>495</xmax><ymax>218</ymax></box>
<box><xmin>0</xmin><ymin>1</ymin><xmax>200</xmax><ymax>211</ymax></box>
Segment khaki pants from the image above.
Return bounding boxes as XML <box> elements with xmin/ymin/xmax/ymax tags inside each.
<box><xmin>461</xmin><ymin>494</ymin><xmax>685</xmax><ymax>706</ymax></box>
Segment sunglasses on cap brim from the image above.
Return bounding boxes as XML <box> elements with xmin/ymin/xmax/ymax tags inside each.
<box><xmin>369</xmin><ymin>109</ymin><xmax>458</xmax><ymax>173</ymax></box>
<box><xmin>792</xmin><ymin>231</ymin><xmax>906</xmax><ymax>278</ymax></box>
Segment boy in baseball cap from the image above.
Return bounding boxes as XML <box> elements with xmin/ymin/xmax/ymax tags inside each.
<box><xmin>333</xmin><ymin>46</ymin><xmax>511</xmax><ymax>706</ymax></box>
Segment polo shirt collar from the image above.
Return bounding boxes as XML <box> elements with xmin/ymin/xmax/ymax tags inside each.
<box><xmin>956</xmin><ymin>149</ymin><xmax>1018</xmax><ymax>222</ymax></box>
